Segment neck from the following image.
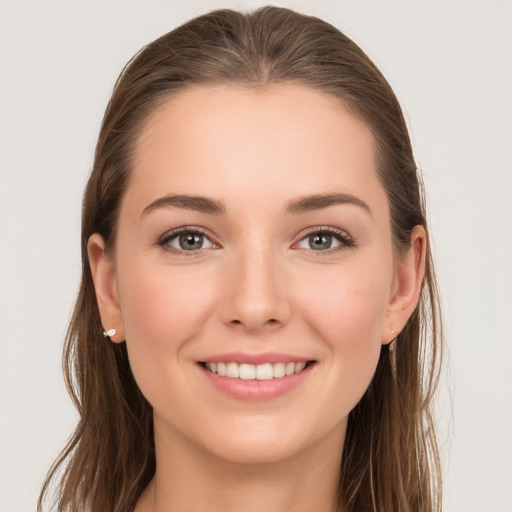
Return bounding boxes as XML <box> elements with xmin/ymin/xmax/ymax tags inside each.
<box><xmin>136</xmin><ymin>419</ymin><xmax>347</xmax><ymax>512</ymax></box>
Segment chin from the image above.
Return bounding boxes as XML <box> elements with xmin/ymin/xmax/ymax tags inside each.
<box><xmin>203</xmin><ymin>433</ymin><xmax>305</xmax><ymax>465</ymax></box>
<box><xmin>193</xmin><ymin>413</ymin><xmax>344</xmax><ymax>466</ymax></box>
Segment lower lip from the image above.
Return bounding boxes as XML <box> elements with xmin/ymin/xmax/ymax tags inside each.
<box><xmin>198</xmin><ymin>363</ymin><xmax>315</xmax><ymax>400</ymax></box>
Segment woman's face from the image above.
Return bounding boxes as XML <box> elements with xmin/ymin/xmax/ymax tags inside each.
<box><xmin>90</xmin><ymin>84</ymin><xmax>424</xmax><ymax>464</ymax></box>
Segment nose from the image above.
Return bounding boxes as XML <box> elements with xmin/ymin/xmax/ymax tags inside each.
<box><xmin>218</xmin><ymin>246</ymin><xmax>291</xmax><ymax>332</ymax></box>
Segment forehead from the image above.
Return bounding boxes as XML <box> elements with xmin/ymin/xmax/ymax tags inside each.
<box><xmin>127</xmin><ymin>83</ymin><xmax>384</xmax><ymax>215</ymax></box>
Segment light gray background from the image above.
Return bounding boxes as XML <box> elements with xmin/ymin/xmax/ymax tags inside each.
<box><xmin>0</xmin><ymin>1</ymin><xmax>511</xmax><ymax>511</ymax></box>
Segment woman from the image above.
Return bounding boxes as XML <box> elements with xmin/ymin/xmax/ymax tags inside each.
<box><xmin>39</xmin><ymin>6</ymin><xmax>442</xmax><ymax>512</ymax></box>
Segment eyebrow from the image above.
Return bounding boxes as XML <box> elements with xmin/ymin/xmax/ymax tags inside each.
<box><xmin>142</xmin><ymin>194</ymin><xmax>226</xmax><ymax>216</ymax></box>
<box><xmin>142</xmin><ymin>192</ymin><xmax>371</xmax><ymax>217</ymax></box>
<box><xmin>284</xmin><ymin>192</ymin><xmax>372</xmax><ymax>216</ymax></box>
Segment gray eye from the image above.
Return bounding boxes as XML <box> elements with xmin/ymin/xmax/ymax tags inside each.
<box><xmin>296</xmin><ymin>231</ymin><xmax>344</xmax><ymax>251</ymax></box>
<box><xmin>309</xmin><ymin>233</ymin><xmax>333</xmax><ymax>250</ymax></box>
<box><xmin>179</xmin><ymin>233</ymin><xmax>204</xmax><ymax>250</ymax></box>
<box><xmin>166</xmin><ymin>231</ymin><xmax>214</xmax><ymax>251</ymax></box>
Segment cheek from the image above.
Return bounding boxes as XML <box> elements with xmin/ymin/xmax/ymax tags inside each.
<box><xmin>298</xmin><ymin>263</ymin><xmax>390</xmax><ymax>343</ymax></box>
<box><xmin>122</xmin><ymin>273</ymin><xmax>203</xmax><ymax>339</ymax></box>
<box><xmin>116</xmin><ymin>260</ymin><xmax>218</xmax><ymax>388</ymax></box>
<box><xmin>295</xmin><ymin>261</ymin><xmax>391</xmax><ymax>402</ymax></box>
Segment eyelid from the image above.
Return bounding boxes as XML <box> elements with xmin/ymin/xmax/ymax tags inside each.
<box><xmin>292</xmin><ymin>226</ymin><xmax>355</xmax><ymax>253</ymax></box>
<box><xmin>157</xmin><ymin>226</ymin><xmax>220</xmax><ymax>256</ymax></box>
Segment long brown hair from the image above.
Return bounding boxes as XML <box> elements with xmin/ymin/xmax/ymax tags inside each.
<box><xmin>39</xmin><ymin>6</ymin><xmax>443</xmax><ymax>512</ymax></box>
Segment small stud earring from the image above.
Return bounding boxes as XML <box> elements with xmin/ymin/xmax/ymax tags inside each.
<box><xmin>103</xmin><ymin>328</ymin><xmax>117</xmax><ymax>338</ymax></box>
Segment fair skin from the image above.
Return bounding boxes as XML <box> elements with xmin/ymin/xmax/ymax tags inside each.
<box><xmin>88</xmin><ymin>84</ymin><xmax>425</xmax><ymax>512</ymax></box>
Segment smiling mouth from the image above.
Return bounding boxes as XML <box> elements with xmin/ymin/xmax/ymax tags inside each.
<box><xmin>199</xmin><ymin>361</ymin><xmax>316</xmax><ymax>380</ymax></box>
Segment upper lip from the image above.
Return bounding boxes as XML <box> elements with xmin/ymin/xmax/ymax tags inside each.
<box><xmin>197</xmin><ymin>352</ymin><xmax>314</xmax><ymax>365</ymax></box>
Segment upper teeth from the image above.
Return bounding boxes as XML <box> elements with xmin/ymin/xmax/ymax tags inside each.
<box><xmin>206</xmin><ymin>361</ymin><xmax>307</xmax><ymax>380</ymax></box>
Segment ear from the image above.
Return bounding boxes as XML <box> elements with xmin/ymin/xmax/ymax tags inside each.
<box><xmin>382</xmin><ymin>225</ymin><xmax>427</xmax><ymax>345</ymax></box>
<box><xmin>87</xmin><ymin>234</ymin><xmax>125</xmax><ymax>343</ymax></box>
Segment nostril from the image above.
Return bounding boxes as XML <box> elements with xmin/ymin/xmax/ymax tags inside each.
<box><xmin>230</xmin><ymin>318</ymin><xmax>278</xmax><ymax>326</ymax></box>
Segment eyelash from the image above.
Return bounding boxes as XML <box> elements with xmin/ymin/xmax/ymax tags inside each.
<box><xmin>157</xmin><ymin>226</ymin><xmax>215</xmax><ymax>257</ymax></box>
<box><xmin>294</xmin><ymin>226</ymin><xmax>355</xmax><ymax>256</ymax></box>
<box><xmin>157</xmin><ymin>226</ymin><xmax>355</xmax><ymax>256</ymax></box>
